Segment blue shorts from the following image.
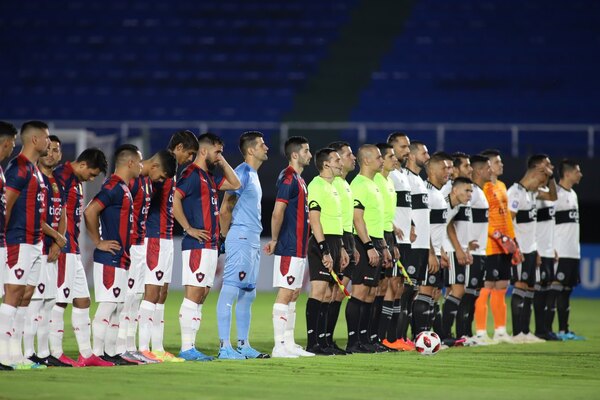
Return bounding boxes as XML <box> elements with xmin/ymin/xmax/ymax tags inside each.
<box><xmin>223</xmin><ymin>238</ymin><xmax>261</xmax><ymax>290</ymax></box>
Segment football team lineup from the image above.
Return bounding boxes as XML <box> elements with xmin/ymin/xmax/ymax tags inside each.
<box><xmin>0</xmin><ymin>123</ymin><xmax>587</xmax><ymax>372</ymax></box>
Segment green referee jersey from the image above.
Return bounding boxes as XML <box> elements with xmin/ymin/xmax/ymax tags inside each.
<box><xmin>374</xmin><ymin>172</ymin><xmax>396</xmax><ymax>232</ymax></box>
<box><xmin>332</xmin><ymin>176</ymin><xmax>354</xmax><ymax>233</ymax></box>
<box><xmin>307</xmin><ymin>176</ymin><xmax>343</xmax><ymax>235</ymax></box>
<box><xmin>350</xmin><ymin>173</ymin><xmax>384</xmax><ymax>239</ymax></box>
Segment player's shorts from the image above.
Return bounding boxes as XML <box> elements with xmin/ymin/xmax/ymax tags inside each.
<box><xmin>444</xmin><ymin>251</ymin><xmax>466</xmax><ymax>287</ymax></box>
<box><xmin>341</xmin><ymin>231</ymin><xmax>356</xmax><ymax>280</ymax></box>
<box><xmin>273</xmin><ymin>255</ymin><xmax>307</xmax><ymax>290</ymax></box>
<box><xmin>182</xmin><ymin>248</ymin><xmax>218</xmax><ymax>288</ymax></box>
<box><xmin>0</xmin><ymin>246</ymin><xmax>6</xmax><ymax>298</ymax></box>
<box><xmin>94</xmin><ymin>263</ymin><xmax>127</xmax><ymax>303</ymax></box>
<box><xmin>4</xmin><ymin>242</ymin><xmax>43</xmax><ymax>287</ymax></box>
<box><xmin>223</xmin><ymin>238</ymin><xmax>261</xmax><ymax>290</ymax></box>
<box><xmin>536</xmin><ymin>257</ymin><xmax>554</xmax><ymax>289</ymax></box>
<box><xmin>554</xmin><ymin>258</ymin><xmax>580</xmax><ymax>288</ymax></box>
<box><xmin>424</xmin><ymin>256</ymin><xmax>443</xmax><ymax>289</ymax></box>
<box><xmin>404</xmin><ymin>248</ymin><xmax>428</xmax><ymax>286</ymax></box>
<box><xmin>128</xmin><ymin>243</ymin><xmax>147</xmax><ymax>294</ymax></box>
<box><xmin>145</xmin><ymin>238</ymin><xmax>173</xmax><ymax>286</ymax></box>
<box><xmin>383</xmin><ymin>231</ymin><xmax>399</xmax><ymax>279</ymax></box>
<box><xmin>308</xmin><ymin>235</ymin><xmax>342</xmax><ymax>283</ymax></box>
<box><xmin>56</xmin><ymin>253</ymin><xmax>90</xmax><ymax>303</ymax></box>
<box><xmin>485</xmin><ymin>253</ymin><xmax>512</xmax><ymax>281</ymax></box>
<box><xmin>351</xmin><ymin>236</ymin><xmax>384</xmax><ymax>287</ymax></box>
<box><xmin>466</xmin><ymin>255</ymin><xmax>486</xmax><ymax>290</ymax></box>
<box><xmin>33</xmin><ymin>255</ymin><xmax>57</xmax><ymax>300</ymax></box>
<box><xmin>511</xmin><ymin>251</ymin><xmax>536</xmax><ymax>287</ymax></box>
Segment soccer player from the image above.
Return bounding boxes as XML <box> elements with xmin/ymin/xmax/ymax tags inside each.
<box><xmin>386</xmin><ymin>132</ymin><xmax>416</xmax><ymax>351</ymax></box>
<box><xmin>507</xmin><ymin>154</ymin><xmax>555</xmax><ymax>343</ymax></box>
<box><xmin>345</xmin><ymin>144</ymin><xmax>391</xmax><ymax>353</ymax></box>
<box><xmin>475</xmin><ymin>149</ymin><xmax>516</xmax><ymax>343</ymax></box>
<box><xmin>217</xmin><ymin>131</ymin><xmax>270</xmax><ymax>359</ymax></box>
<box><xmin>304</xmin><ymin>148</ymin><xmax>349</xmax><ymax>356</ymax></box>
<box><xmin>0</xmin><ymin>121</ymin><xmax>50</xmax><ymax>369</ymax></box>
<box><xmin>48</xmin><ymin>147</ymin><xmax>109</xmax><ymax>367</ymax></box>
<box><xmin>0</xmin><ymin>121</ymin><xmax>17</xmax><ymax>371</ymax></box>
<box><xmin>117</xmin><ymin>150</ymin><xmax>176</xmax><ymax>363</ymax></box>
<box><xmin>552</xmin><ymin>159</ymin><xmax>584</xmax><ymax>341</ymax></box>
<box><xmin>373</xmin><ymin>143</ymin><xmax>401</xmax><ymax>348</ymax></box>
<box><xmin>263</xmin><ymin>137</ymin><xmax>314</xmax><ymax>358</ymax></box>
<box><xmin>173</xmin><ymin>133</ymin><xmax>240</xmax><ymax>361</ymax></box>
<box><xmin>139</xmin><ymin>130</ymin><xmax>199</xmax><ymax>362</ymax></box>
<box><xmin>84</xmin><ymin>144</ymin><xmax>142</xmax><ymax>365</ymax></box>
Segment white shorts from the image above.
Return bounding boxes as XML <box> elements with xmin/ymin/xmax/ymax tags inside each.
<box><xmin>4</xmin><ymin>243</ymin><xmax>43</xmax><ymax>287</ymax></box>
<box><xmin>272</xmin><ymin>255</ymin><xmax>306</xmax><ymax>290</ymax></box>
<box><xmin>94</xmin><ymin>262</ymin><xmax>126</xmax><ymax>303</ymax></box>
<box><xmin>144</xmin><ymin>238</ymin><xmax>173</xmax><ymax>286</ymax></box>
<box><xmin>182</xmin><ymin>248</ymin><xmax>218</xmax><ymax>288</ymax></box>
<box><xmin>32</xmin><ymin>255</ymin><xmax>57</xmax><ymax>300</ymax></box>
<box><xmin>128</xmin><ymin>244</ymin><xmax>147</xmax><ymax>294</ymax></box>
<box><xmin>56</xmin><ymin>253</ymin><xmax>90</xmax><ymax>303</ymax></box>
<box><xmin>0</xmin><ymin>247</ymin><xmax>6</xmax><ymax>298</ymax></box>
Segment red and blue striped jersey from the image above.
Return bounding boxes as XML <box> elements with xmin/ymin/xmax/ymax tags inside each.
<box><xmin>274</xmin><ymin>166</ymin><xmax>309</xmax><ymax>258</ymax></box>
<box><xmin>42</xmin><ymin>173</ymin><xmax>63</xmax><ymax>255</ymax></box>
<box><xmin>4</xmin><ymin>154</ymin><xmax>47</xmax><ymax>245</ymax></box>
<box><xmin>175</xmin><ymin>163</ymin><xmax>225</xmax><ymax>251</ymax></box>
<box><xmin>0</xmin><ymin>166</ymin><xmax>6</xmax><ymax>247</ymax></box>
<box><xmin>146</xmin><ymin>177</ymin><xmax>175</xmax><ymax>240</ymax></box>
<box><xmin>91</xmin><ymin>174</ymin><xmax>133</xmax><ymax>269</ymax></box>
<box><xmin>129</xmin><ymin>176</ymin><xmax>153</xmax><ymax>245</ymax></box>
<box><xmin>54</xmin><ymin>162</ymin><xmax>84</xmax><ymax>254</ymax></box>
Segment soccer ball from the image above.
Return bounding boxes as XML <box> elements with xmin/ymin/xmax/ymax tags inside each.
<box><xmin>414</xmin><ymin>331</ymin><xmax>442</xmax><ymax>355</ymax></box>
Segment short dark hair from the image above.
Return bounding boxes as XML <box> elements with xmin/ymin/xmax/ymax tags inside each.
<box><xmin>480</xmin><ymin>149</ymin><xmax>501</xmax><ymax>158</ymax></box>
<box><xmin>470</xmin><ymin>154</ymin><xmax>490</xmax><ymax>167</ymax></box>
<box><xmin>327</xmin><ymin>141</ymin><xmax>350</xmax><ymax>152</ymax></box>
<box><xmin>197</xmin><ymin>132</ymin><xmax>224</xmax><ymax>147</ymax></box>
<box><xmin>387</xmin><ymin>132</ymin><xmax>408</xmax><ymax>144</ymax></box>
<box><xmin>314</xmin><ymin>147</ymin><xmax>337</xmax><ymax>172</ymax></box>
<box><xmin>114</xmin><ymin>144</ymin><xmax>141</xmax><ymax>166</ymax></box>
<box><xmin>429</xmin><ymin>151</ymin><xmax>453</xmax><ymax>164</ymax></box>
<box><xmin>527</xmin><ymin>154</ymin><xmax>549</xmax><ymax>170</ymax></box>
<box><xmin>0</xmin><ymin>121</ymin><xmax>18</xmax><ymax>138</ymax></box>
<box><xmin>168</xmin><ymin>130</ymin><xmax>199</xmax><ymax>152</ymax></box>
<box><xmin>49</xmin><ymin>135</ymin><xmax>62</xmax><ymax>145</ymax></box>
<box><xmin>451</xmin><ymin>151</ymin><xmax>470</xmax><ymax>168</ymax></box>
<box><xmin>20</xmin><ymin>120</ymin><xmax>48</xmax><ymax>135</ymax></box>
<box><xmin>284</xmin><ymin>136</ymin><xmax>309</xmax><ymax>161</ymax></box>
<box><xmin>376</xmin><ymin>142</ymin><xmax>393</xmax><ymax>156</ymax></box>
<box><xmin>409</xmin><ymin>140</ymin><xmax>426</xmax><ymax>152</ymax></box>
<box><xmin>559</xmin><ymin>158</ymin><xmax>579</xmax><ymax>179</ymax></box>
<box><xmin>452</xmin><ymin>176</ymin><xmax>473</xmax><ymax>187</ymax></box>
<box><xmin>154</xmin><ymin>149</ymin><xmax>177</xmax><ymax>178</ymax></box>
<box><xmin>76</xmin><ymin>148</ymin><xmax>108</xmax><ymax>174</ymax></box>
<box><xmin>239</xmin><ymin>131</ymin><xmax>264</xmax><ymax>156</ymax></box>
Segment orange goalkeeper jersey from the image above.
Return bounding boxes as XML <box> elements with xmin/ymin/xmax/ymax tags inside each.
<box><xmin>484</xmin><ymin>179</ymin><xmax>515</xmax><ymax>255</ymax></box>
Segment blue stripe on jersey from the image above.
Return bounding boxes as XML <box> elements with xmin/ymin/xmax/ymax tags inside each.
<box><xmin>130</xmin><ymin>176</ymin><xmax>153</xmax><ymax>245</ymax></box>
<box><xmin>274</xmin><ymin>166</ymin><xmax>309</xmax><ymax>258</ymax></box>
<box><xmin>42</xmin><ymin>173</ymin><xmax>62</xmax><ymax>255</ymax></box>
<box><xmin>146</xmin><ymin>177</ymin><xmax>175</xmax><ymax>239</ymax></box>
<box><xmin>0</xmin><ymin>167</ymin><xmax>6</xmax><ymax>247</ymax></box>
<box><xmin>54</xmin><ymin>162</ymin><xmax>84</xmax><ymax>254</ymax></box>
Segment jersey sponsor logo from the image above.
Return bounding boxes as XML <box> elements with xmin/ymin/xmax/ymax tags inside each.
<box><xmin>516</xmin><ymin>209</ymin><xmax>536</xmax><ymax>224</ymax></box>
<box><xmin>555</xmin><ymin>209</ymin><xmax>579</xmax><ymax>224</ymax></box>
<box><xmin>239</xmin><ymin>271</ymin><xmax>247</xmax><ymax>281</ymax></box>
<box><xmin>287</xmin><ymin>275</ymin><xmax>295</xmax><ymax>286</ymax></box>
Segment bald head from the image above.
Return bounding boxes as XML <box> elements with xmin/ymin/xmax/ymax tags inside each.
<box><xmin>357</xmin><ymin>144</ymin><xmax>379</xmax><ymax>166</ymax></box>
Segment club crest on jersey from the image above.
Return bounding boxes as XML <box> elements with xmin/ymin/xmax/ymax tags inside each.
<box><xmin>128</xmin><ymin>278</ymin><xmax>135</xmax><ymax>289</ymax></box>
<box><xmin>239</xmin><ymin>271</ymin><xmax>246</xmax><ymax>281</ymax></box>
<box><xmin>196</xmin><ymin>272</ymin><xmax>205</xmax><ymax>283</ymax></box>
<box><xmin>37</xmin><ymin>283</ymin><xmax>45</xmax><ymax>294</ymax></box>
<box><xmin>156</xmin><ymin>271</ymin><xmax>164</xmax><ymax>281</ymax></box>
<box><xmin>63</xmin><ymin>288</ymin><xmax>71</xmax><ymax>298</ymax></box>
<box><xmin>14</xmin><ymin>268</ymin><xmax>24</xmax><ymax>280</ymax></box>
<box><xmin>113</xmin><ymin>288</ymin><xmax>121</xmax><ymax>298</ymax></box>
<box><xmin>287</xmin><ymin>276</ymin><xmax>295</xmax><ymax>285</ymax></box>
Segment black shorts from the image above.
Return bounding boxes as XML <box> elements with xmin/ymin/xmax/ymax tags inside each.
<box><xmin>485</xmin><ymin>253</ymin><xmax>512</xmax><ymax>281</ymax></box>
<box><xmin>405</xmin><ymin>248</ymin><xmax>428</xmax><ymax>286</ymax></box>
<box><xmin>511</xmin><ymin>251</ymin><xmax>536</xmax><ymax>287</ymax></box>
<box><xmin>351</xmin><ymin>235</ymin><xmax>384</xmax><ymax>287</ymax></box>
<box><xmin>383</xmin><ymin>231</ymin><xmax>398</xmax><ymax>279</ymax></box>
<box><xmin>554</xmin><ymin>258</ymin><xmax>580</xmax><ymax>288</ymax></box>
<box><xmin>466</xmin><ymin>255</ymin><xmax>486</xmax><ymax>290</ymax></box>
<box><xmin>340</xmin><ymin>231</ymin><xmax>356</xmax><ymax>280</ymax></box>
<box><xmin>444</xmin><ymin>251</ymin><xmax>466</xmax><ymax>287</ymax></box>
<box><xmin>308</xmin><ymin>234</ymin><xmax>342</xmax><ymax>283</ymax></box>
<box><xmin>536</xmin><ymin>257</ymin><xmax>555</xmax><ymax>288</ymax></box>
<box><xmin>424</xmin><ymin>256</ymin><xmax>443</xmax><ymax>289</ymax></box>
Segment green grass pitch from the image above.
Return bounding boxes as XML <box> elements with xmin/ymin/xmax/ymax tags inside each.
<box><xmin>1</xmin><ymin>292</ymin><xmax>600</xmax><ymax>400</ymax></box>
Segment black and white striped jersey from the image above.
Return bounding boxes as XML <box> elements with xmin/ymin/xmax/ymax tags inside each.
<box><xmin>389</xmin><ymin>168</ymin><xmax>412</xmax><ymax>245</ymax></box>
<box><xmin>406</xmin><ymin>168</ymin><xmax>430</xmax><ymax>250</ymax></box>
<box><xmin>553</xmin><ymin>185</ymin><xmax>579</xmax><ymax>259</ymax></box>
<box><xmin>507</xmin><ymin>183</ymin><xmax>538</xmax><ymax>254</ymax></box>
<box><xmin>536</xmin><ymin>198</ymin><xmax>555</xmax><ymax>258</ymax></box>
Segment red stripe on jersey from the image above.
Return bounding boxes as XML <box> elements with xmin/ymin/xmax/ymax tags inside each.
<box><xmin>146</xmin><ymin>237</ymin><xmax>159</xmax><ymax>271</ymax></box>
<box><xmin>189</xmin><ymin>249</ymin><xmax>202</xmax><ymax>273</ymax></box>
<box><xmin>119</xmin><ymin>187</ymin><xmax>132</xmax><ymax>269</ymax></box>
<box><xmin>200</xmin><ymin>173</ymin><xmax>212</xmax><ymax>250</ymax></box>
<box><xmin>25</xmin><ymin>174</ymin><xmax>38</xmax><ymax>244</ymax></box>
<box><xmin>103</xmin><ymin>265</ymin><xmax>115</xmax><ymax>289</ymax></box>
<box><xmin>279</xmin><ymin>255</ymin><xmax>292</xmax><ymax>276</ymax></box>
<box><xmin>57</xmin><ymin>253</ymin><xmax>66</xmax><ymax>288</ymax></box>
<box><xmin>7</xmin><ymin>244</ymin><xmax>19</xmax><ymax>268</ymax></box>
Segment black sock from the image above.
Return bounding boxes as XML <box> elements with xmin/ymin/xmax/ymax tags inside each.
<box><xmin>545</xmin><ymin>284</ymin><xmax>561</xmax><ymax>332</ymax></box>
<box><xmin>433</xmin><ymin>302</ymin><xmax>443</xmax><ymax>337</ymax></box>
<box><xmin>398</xmin><ymin>285</ymin><xmax>415</xmax><ymax>340</ymax></box>
<box><xmin>387</xmin><ymin>299</ymin><xmax>401</xmax><ymax>342</ymax></box>
<box><xmin>442</xmin><ymin>295</ymin><xmax>461</xmax><ymax>339</ymax></box>
<box><xmin>457</xmin><ymin>292</ymin><xmax>475</xmax><ymax>338</ymax></box>
<box><xmin>378</xmin><ymin>300</ymin><xmax>393</xmax><ymax>342</ymax></box>
<box><xmin>306</xmin><ymin>298</ymin><xmax>321</xmax><ymax>348</ymax></box>
<box><xmin>467</xmin><ymin>291</ymin><xmax>479</xmax><ymax>337</ymax></box>
<box><xmin>317</xmin><ymin>301</ymin><xmax>330</xmax><ymax>347</ymax></box>
<box><xmin>327</xmin><ymin>300</ymin><xmax>342</xmax><ymax>345</ymax></box>
<box><xmin>522</xmin><ymin>291</ymin><xmax>533</xmax><ymax>334</ymax></box>
<box><xmin>557</xmin><ymin>289</ymin><xmax>572</xmax><ymax>333</ymax></box>
<box><xmin>359</xmin><ymin>301</ymin><xmax>374</xmax><ymax>345</ymax></box>
<box><xmin>345</xmin><ymin>297</ymin><xmax>362</xmax><ymax>347</ymax></box>
<box><xmin>533</xmin><ymin>289</ymin><xmax>548</xmax><ymax>335</ymax></box>
<box><xmin>511</xmin><ymin>288</ymin><xmax>526</xmax><ymax>335</ymax></box>
<box><xmin>412</xmin><ymin>293</ymin><xmax>432</xmax><ymax>337</ymax></box>
<box><xmin>369</xmin><ymin>296</ymin><xmax>384</xmax><ymax>343</ymax></box>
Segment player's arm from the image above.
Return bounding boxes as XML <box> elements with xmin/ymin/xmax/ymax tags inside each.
<box><xmin>215</xmin><ymin>155</ymin><xmax>241</xmax><ymax>191</ymax></box>
<box><xmin>264</xmin><ymin>201</ymin><xmax>286</xmax><ymax>255</ymax></box>
<box><xmin>447</xmin><ymin>218</ymin><xmax>467</xmax><ymax>265</ymax></box>
<box><xmin>219</xmin><ymin>192</ymin><xmax>238</xmax><ymax>237</ymax></box>
<box><xmin>83</xmin><ymin>200</ymin><xmax>121</xmax><ymax>254</ymax></box>
<box><xmin>42</xmin><ymin>221</ymin><xmax>66</xmax><ymax>250</ymax></box>
<box><xmin>4</xmin><ymin>189</ymin><xmax>19</xmax><ymax>227</ymax></box>
<box><xmin>537</xmin><ymin>176</ymin><xmax>557</xmax><ymax>201</ymax></box>
<box><xmin>173</xmin><ymin>190</ymin><xmax>210</xmax><ymax>242</ymax></box>
<box><xmin>353</xmin><ymin>207</ymin><xmax>380</xmax><ymax>267</ymax></box>
<box><xmin>309</xmin><ymin>208</ymin><xmax>334</xmax><ymax>271</ymax></box>
<box><xmin>47</xmin><ymin>209</ymin><xmax>66</xmax><ymax>262</ymax></box>
<box><xmin>428</xmin><ymin>239</ymin><xmax>440</xmax><ymax>273</ymax></box>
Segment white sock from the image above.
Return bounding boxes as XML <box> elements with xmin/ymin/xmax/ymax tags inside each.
<box><xmin>37</xmin><ymin>299</ymin><xmax>55</xmax><ymax>358</ymax></box>
<box><xmin>126</xmin><ymin>294</ymin><xmax>142</xmax><ymax>352</ymax></box>
<box><xmin>24</xmin><ymin>300</ymin><xmax>43</xmax><ymax>358</ymax></box>
<box><xmin>191</xmin><ymin>304</ymin><xmax>203</xmax><ymax>345</ymax></box>
<box><xmin>284</xmin><ymin>301</ymin><xmax>297</xmax><ymax>345</ymax></box>
<box><xmin>72</xmin><ymin>307</ymin><xmax>93</xmax><ymax>358</ymax></box>
<box><xmin>152</xmin><ymin>303</ymin><xmax>165</xmax><ymax>352</ymax></box>
<box><xmin>9</xmin><ymin>306</ymin><xmax>27</xmax><ymax>363</ymax></box>
<box><xmin>0</xmin><ymin>304</ymin><xmax>17</xmax><ymax>364</ymax></box>
<box><xmin>137</xmin><ymin>300</ymin><xmax>155</xmax><ymax>352</ymax></box>
<box><xmin>105</xmin><ymin>303</ymin><xmax>122</xmax><ymax>356</ymax></box>
<box><xmin>92</xmin><ymin>302</ymin><xmax>117</xmax><ymax>357</ymax></box>
<box><xmin>48</xmin><ymin>305</ymin><xmax>65</xmax><ymax>357</ymax></box>
<box><xmin>273</xmin><ymin>303</ymin><xmax>288</xmax><ymax>346</ymax></box>
<box><xmin>179</xmin><ymin>298</ymin><xmax>198</xmax><ymax>352</ymax></box>
<box><xmin>117</xmin><ymin>295</ymin><xmax>132</xmax><ymax>354</ymax></box>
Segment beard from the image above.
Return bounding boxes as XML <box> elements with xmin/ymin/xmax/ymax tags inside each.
<box><xmin>206</xmin><ymin>159</ymin><xmax>217</xmax><ymax>172</ymax></box>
